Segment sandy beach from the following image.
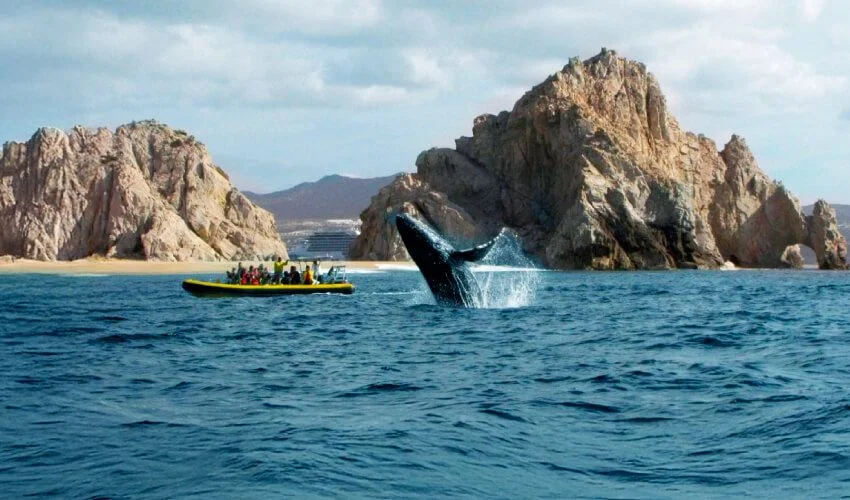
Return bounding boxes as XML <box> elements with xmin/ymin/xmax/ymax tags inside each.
<box><xmin>0</xmin><ymin>257</ymin><xmax>412</xmax><ymax>275</ymax></box>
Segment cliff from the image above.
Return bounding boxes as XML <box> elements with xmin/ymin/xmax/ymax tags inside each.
<box><xmin>351</xmin><ymin>49</ymin><xmax>847</xmax><ymax>270</ymax></box>
<box><xmin>0</xmin><ymin>121</ymin><xmax>287</xmax><ymax>261</ymax></box>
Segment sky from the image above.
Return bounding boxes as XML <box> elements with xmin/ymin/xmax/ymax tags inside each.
<box><xmin>0</xmin><ymin>0</ymin><xmax>848</xmax><ymax>203</ymax></box>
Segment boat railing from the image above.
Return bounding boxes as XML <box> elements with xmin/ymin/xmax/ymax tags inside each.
<box><xmin>322</xmin><ymin>265</ymin><xmax>348</xmax><ymax>284</ymax></box>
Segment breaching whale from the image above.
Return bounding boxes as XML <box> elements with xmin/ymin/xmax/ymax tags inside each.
<box><xmin>395</xmin><ymin>213</ymin><xmax>504</xmax><ymax>307</ymax></box>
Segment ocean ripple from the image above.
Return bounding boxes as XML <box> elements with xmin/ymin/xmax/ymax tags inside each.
<box><xmin>1</xmin><ymin>270</ymin><xmax>849</xmax><ymax>498</ymax></box>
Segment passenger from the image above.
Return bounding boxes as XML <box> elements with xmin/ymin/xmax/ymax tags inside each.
<box><xmin>283</xmin><ymin>270</ymin><xmax>290</xmax><ymax>284</ymax></box>
<box><xmin>273</xmin><ymin>256</ymin><xmax>286</xmax><ymax>284</ymax></box>
<box><xmin>257</xmin><ymin>264</ymin><xmax>267</xmax><ymax>284</ymax></box>
<box><xmin>237</xmin><ymin>262</ymin><xmax>245</xmax><ymax>280</ymax></box>
<box><xmin>313</xmin><ymin>260</ymin><xmax>321</xmax><ymax>279</ymax></box>
<box><xmin>289</xmin><ymin>265</ymin><xmax>301</xmax><ymax>285</ymax></box>
<box><xmin>303</xmin><ymin>265</ymin><xmax>314</xmax><ymax>285</ymax></box>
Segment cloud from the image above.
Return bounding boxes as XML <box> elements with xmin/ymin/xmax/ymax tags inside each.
<box><xmin>621</xmin><ymin>21</ymin><xmax>846</xmax><ymax>118</ymax></box>
<box><xmin>236</xmin><ymin>0</ymin><xmax>384</xmax><ymax>35</ymax></box>
<box><xmin>658</xmin><ymin>0</ymin><xmax>768</xmax><ymax>15</ymax></box>
<box><xmin>2</xmin><ymin>0</ymin><xmax>850</xmax><ymax>199</ymax></box>
<box><xmin>0</xmin><ymin>5</ymin><xmax>427</xmax><ymax>110</ymax></box>
<box><xmin>800</xmin><ymin>0</ymin><xmax>828</xmax><ymax>22</ymax></box>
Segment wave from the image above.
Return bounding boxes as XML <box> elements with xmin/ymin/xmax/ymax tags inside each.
<box><xmin>374</xmin><ymin>263</ymin><xmax>419</xmax><ymax>271</ymax></box>
<box><xmin>334</xmin><ymin>382</ymin><xmax>423</xmax><ymax>398</ymax></box>
<box><xmin>93</xmin><ymin>332</ymin><xmax>179</xmax><ymax>343</ymax></box>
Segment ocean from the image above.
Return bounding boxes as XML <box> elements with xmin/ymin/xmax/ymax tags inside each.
<box><xmin>1</xmin><ymin>269</ymin><xmax>849</xmax><ymax>498</ymax></box>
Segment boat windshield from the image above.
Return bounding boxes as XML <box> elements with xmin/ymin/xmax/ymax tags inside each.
<box><xmin>324</xmin><ymin>265</ymin><xmax>347</xmax><ymax>283</ymax></box>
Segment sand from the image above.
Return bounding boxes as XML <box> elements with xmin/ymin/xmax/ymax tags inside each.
<box><xmin>0</xmin><ymin>257</ymin><xmax>412</xmax><ymax>275</ymax></box>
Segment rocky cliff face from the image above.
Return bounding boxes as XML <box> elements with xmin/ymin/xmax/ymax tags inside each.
<box><xmin>0</xmin><ymin>121</ymin><xmax>287</xmax><ymax>261</ymax></box>
<box><xmin>351</xmin><ymin>49</ymin><xmax>847</xmax><ymax>270</ymax></box>
<box><xmin>349</xmin><ymin>173</ymin><xmax>483</xmax><ymax>260</ymax></box>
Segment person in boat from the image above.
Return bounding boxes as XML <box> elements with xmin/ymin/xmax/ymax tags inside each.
<box><xmin>303</xmin><ymin>265</ymin><xmax>314</xmax><ymax>285</ymax></box>
<box><xmin>273</xmin><ymin>256</ymin><xmax>286</xmax><ymax>284</ymax></box>
<box><xmin>313</xmin><ymin>260</ymin><xmax>321</xmax><ymax>279</ymax></box>
<box><xmin>257</xmin><ymin>264</ymin><xmax>267</xmax><ymax>284</ymax></box>
<box><xmin>289</xmin><ymin>265</ymin><xmax>301</xmax><ymax>285</ymax></box>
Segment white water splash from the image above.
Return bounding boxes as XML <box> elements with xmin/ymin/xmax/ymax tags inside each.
<box><xmin>470</xmin><ymin>230</ymin><xmax>542</xmax><ymax>309</ymax></box>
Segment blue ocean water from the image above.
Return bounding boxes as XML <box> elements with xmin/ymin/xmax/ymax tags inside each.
<box><xmin>1</xmin><ymin>269</ymin><xmax>849</xmax><ymax>498</ymax></box>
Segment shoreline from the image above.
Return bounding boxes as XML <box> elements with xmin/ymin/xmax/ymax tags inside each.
<box><xmin>0</xmin><ymin>258</ymin><xmax>825</xmax><ymax>275</ymax></box>
<box><xmin>0</xmin><ymin>258</ymin><xmax>415</xmax><ymax>275</ymax></box>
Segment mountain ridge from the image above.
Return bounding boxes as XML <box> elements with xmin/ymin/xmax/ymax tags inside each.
<box><xmin>246</xmin><ymin>173</ymin><xmax>401</xmax><ymax>221</ymax></box>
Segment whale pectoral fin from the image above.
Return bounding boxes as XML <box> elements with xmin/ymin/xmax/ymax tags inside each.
<box><xmin>451</xmin><ymin>230</ymin><xmax>505</xmax><ymax>262</ymax></box>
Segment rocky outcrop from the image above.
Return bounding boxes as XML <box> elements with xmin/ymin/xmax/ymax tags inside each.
<box><xmin>0</xmin><ymin>121</ymin><xmax>287</xmax><ymax>261</ymax></box>
<box><xmin>351</xmin><ymin>49</ymin><xmax>847</xmax><ymax>270</ymax></box>
<box><xmin>806</xmin><ymin>200</ymin><xmax>848</xmax><ymax>269</ymax></box>
<box><xmin>350</xmin><ymin>174</ymin><xmax>482</xmax><ymax>260</ymax></box>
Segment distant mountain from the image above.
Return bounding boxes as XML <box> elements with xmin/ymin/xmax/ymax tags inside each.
<box><xmin>245</xmin><ymin>174</ymin><xmax>399</xmax><ymax>221</ymax></box>
<box><xmin>803</xmin><ymin>203</ymin><xmax>849</xmax><ymax>240</ymax></box>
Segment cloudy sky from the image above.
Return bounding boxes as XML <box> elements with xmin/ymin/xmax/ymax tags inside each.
<box><xmin>1</xmin><ymin>0</ymin><xmax>848</xmax><ymax>203</ymax></box>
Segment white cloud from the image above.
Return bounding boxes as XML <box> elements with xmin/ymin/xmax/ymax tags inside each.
<box><xmin>346</xmin><ymin>85</ymin><xmax>411</xmax><ymax>105</ymax></box>
<box><xmin>800</xmin><ymin>0</ymin><xmax>828</xmax><ymax>22</ymax></box>
<box><xmin>628</xmin><ymin>21</ymin><xmax>846</xmax><ymax>116</ymax></box>
<box><xmin>659</xmin><ymin>0</ymin><xmax>767</xmax><ymax>14</ymax></box>
<box><xmin>0</xmin><ymin>6</ymin><xmax>422</xmax><ymax>109</ymax></box>
<box><xmin>508</xmin><ymin>4</ymin><xmax>603</xmax><ymax>29</ymax></box>
<box><xmin>212</xmin><ymin>0</ymin><xmax>384</xmax><ymax>35</ymax></box>
<box><xmin>2</xmin><ymin>0</ymin><xmax>850</xmax><ymax>199</ymax></box>
<box><xmin>405</xmin><ymin>50</ymin><xmax>452</xmax><ymax>89</ymax></box>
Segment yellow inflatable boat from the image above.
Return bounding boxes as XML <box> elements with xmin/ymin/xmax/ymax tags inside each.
<box><xmin>182</xmin><ymin>279</ymin><xmax>355</xmax><ymax>296</ymax></box>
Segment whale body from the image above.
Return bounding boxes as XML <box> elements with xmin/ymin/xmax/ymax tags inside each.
<box><xmin>395</xmin><ymin>214</ymin><xmax>503</xmax><ymax>307</ymax></box>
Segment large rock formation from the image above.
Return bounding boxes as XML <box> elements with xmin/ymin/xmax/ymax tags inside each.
<box><xmin>351</xmin><ymin>49</ymin><xmax>847</xmax><ymax>270</ymax></box>
<box><xmin>0</xmin><ymin>121</ymin><xmax>287</xmax><ymax>261</ymax></box>
<box><xmin>350</xmin><ymin>173</ymin><xmax>483</xmax><ymax>260</ymax></box>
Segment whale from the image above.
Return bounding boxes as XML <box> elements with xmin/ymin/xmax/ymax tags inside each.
<box><xmin>395</xmin><ymin>213</ymin><xmax>504</xmax><ymax>307</ymax></box>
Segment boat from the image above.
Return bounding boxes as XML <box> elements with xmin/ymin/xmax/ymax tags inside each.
<box><xmin>182</xmin><ymin>279</ymin><xmax>355</xmax><ymax>296</ymax></box>
<box><xmin>182</xmin><ymin>264</ymin><xmax>355</xmax><ymax>297</ymax></box>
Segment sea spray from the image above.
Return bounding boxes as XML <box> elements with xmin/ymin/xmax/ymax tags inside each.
<box><xmin>472</xmin><ymin>229</ymin><xmax>541</xmax><ymax>308</ymax></box>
